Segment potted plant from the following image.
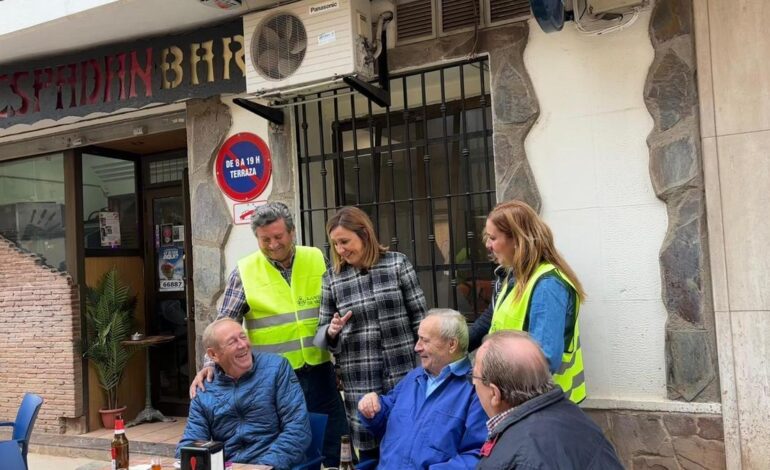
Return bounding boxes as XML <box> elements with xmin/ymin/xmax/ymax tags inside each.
<box><xmin>82</xmin><ymin>267</ymin><xmax>137</xmax><ymax>428</ymax></box>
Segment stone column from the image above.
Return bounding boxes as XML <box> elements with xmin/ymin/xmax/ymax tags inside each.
<box><xmin>186</xmin><ymin>97</ymin><xmax>233</xmax><ymax>368</ymax></box>
<box><xmin>644</xmin><ymin>0</ymin><xmax>719</xmax><ymax>403</ymax></box>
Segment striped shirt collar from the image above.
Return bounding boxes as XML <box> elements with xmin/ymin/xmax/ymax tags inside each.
<box><xmin>486</xmin><ymin>406</ymin><xmax>517</xmax><ymax>434</ymax></box>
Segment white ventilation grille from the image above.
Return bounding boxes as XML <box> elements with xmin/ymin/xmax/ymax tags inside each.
<box><xmin>252</xmin><ymin>14</ymin><xmax>308</xmax><ymax>81</ymax></box>
<box><xmin>489</xmin><ymin>0</ymin><xmax>531</xmax><ymax>24</ymax></box>
<box><xmin>441</xmin><ymin>0</ymin><xmax>479</xmax><ymax>33</ymax></box>
<box><xmin>396</xmin><ymin>0</ymin><xmax>434</xmax><ymax>42</ymax></box>
<box><xmin>395</xmin><ymin>0</ymin><xmax>531</xmax><ymax>45</ymax></box>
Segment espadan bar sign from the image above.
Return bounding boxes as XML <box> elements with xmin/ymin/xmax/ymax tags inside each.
<box><xmin>0</xmin><ymin>20</ymin><xmax>246</xmax><ymax>128</ymax></box>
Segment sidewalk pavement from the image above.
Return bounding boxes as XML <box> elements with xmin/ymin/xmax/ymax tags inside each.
<box><xmin>28</xmin><ymin>453</ymin><xmax>104</xmax><ymax>470</ymax></box>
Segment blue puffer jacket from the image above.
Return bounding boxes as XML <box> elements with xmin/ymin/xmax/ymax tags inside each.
<box><xmin>176</xmin><ymin>351</ymin><xmax>311</xmax><ymax>469</ymax></box>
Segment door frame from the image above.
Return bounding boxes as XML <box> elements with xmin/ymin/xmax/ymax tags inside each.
<box><xmin>141</xmin><ymin>151</ymin><xmax>193</xmax><ymax>416</ymax></box>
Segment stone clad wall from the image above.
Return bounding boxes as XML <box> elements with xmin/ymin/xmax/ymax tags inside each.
<box><xmin>586</xmin><ymin>409</ymin><xmax>725</xmax><ymax>469</ymax></box>
<box><xmin>644</xmin><ymin>0</ymin><xmax>719</xmax><ymax>402</ymax></box>
<box><xmin>187</xmin><ymin>98</ymin><xmax>295</xmax><ymax>368</ymax></box>
<box><xmin>0</xmin><ymin>236</ymin><xmax>82</xmax><ymax>433</ymax></box>
<box><xmin>186</xmin><ymin>97</ymin><xmax>233</xmax><ymax>368</ymax></box>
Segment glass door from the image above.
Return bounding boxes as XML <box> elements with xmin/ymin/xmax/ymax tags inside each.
<box><xmin>145</xmin><ymin>186</ymin><xmax>190</xmax><ymax>416</ymax></box>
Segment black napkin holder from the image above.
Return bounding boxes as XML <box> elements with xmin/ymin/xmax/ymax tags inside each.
<box><xmin>180</xmin><ymin>440</ymin><xmax>225</xmax><ymax>470</ymax></box>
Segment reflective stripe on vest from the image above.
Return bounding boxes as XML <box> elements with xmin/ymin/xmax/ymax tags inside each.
<box><xmin>489</xmin><ymin>262</ymin><xmax>586</xmax><ymax>403</ymax></box>
<box><xmin>238</xmin><ymin>246</ymin><xmax>331</xmax><ymax>369</ymax></box>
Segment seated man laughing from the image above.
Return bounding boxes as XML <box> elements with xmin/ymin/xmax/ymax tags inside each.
<box><xmin>176</xmin><ymin>318</ymin><xmax>310</xmax><ymax>469</ymax></box>
<box><xmin>357</xmin><ymin>309</ymin><xmax>487</xmax><ymax>469</ymax></box>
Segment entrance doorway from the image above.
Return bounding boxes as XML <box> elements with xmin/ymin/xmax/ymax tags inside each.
<box><xmin>90</xmin><ymin>129</ymin><xmax>194</xmax><ymax>419</ymax></box>
<box><xmin>143</xmin><ymin>180</ymin><xmax>193</xmax><ymax>416</ymax></box>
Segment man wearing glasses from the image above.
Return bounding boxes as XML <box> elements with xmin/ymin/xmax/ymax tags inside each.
<box><xmin>356</xmin><ymin>309</ymin><xmax>487</xmax><ymax>469</ymax></box>
<box><xmin>472</xmin><ymin>330</ymin><xmax>623</xmax><ymax>469</ymax></box>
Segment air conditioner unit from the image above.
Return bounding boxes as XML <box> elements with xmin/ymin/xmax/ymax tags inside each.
<box><xmin>243</xmin><ymin>0</ymin><xmax>374</xmax><ymax>97</ymax></box>
<box><xmin>587</xmin><ymin>0</ymin><xmax>644</xmax><ymax>15</ymax></box>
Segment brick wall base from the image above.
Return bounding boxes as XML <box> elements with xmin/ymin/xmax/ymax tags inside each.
<box><xmin>0</xmin><ymin>236</ymin><xmax>83</xmax><ymax>433</ymax></box>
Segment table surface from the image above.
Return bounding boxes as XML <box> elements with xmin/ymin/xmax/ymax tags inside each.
<box><xmin>121</xmin><ymin>334</ymin><xmax>176</xmax><ymax>347</ymax></box>
<box><xmin>96</xmin><ymin>455</ymin><xmax>271</xmax><ymax>469</ymax></box>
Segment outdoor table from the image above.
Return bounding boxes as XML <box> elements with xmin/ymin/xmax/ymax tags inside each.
<box><xmin>94</xmin><ymin>455</ymin><xmax>272</xmax><ymax>469</ymax></box>
<box><xmin>122</xmin><ymin>335</ymin><xmax>176</xmax><ymax>427</ymax></box>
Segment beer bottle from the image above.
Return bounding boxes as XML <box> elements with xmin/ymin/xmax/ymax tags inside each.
<box><xmin>339</xmin><ymin>434</ymin><xmax>354</xmax><ymax>470</ymax></box>
<box><xmin>111</xmin><ymin>417</ymin><xmax>130</xmax><ymax>470</ymax></box>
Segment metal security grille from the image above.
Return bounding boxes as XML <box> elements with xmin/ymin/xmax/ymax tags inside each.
<box><xmin>295</xmin><ymin>57</ymin><xmax>495</xmax><ymax>320</ymax></box>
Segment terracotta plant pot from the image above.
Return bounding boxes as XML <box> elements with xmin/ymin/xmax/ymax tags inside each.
<box><xmin>99</xmin><ymin>406</ymin><xmax>128</xmax><ymax>429</ymax></box>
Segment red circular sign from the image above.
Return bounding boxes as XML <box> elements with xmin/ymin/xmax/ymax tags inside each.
<box><xmin>215</xmin><ymin>133</ymin><xmax>272</xmax><ymax>202</ymax></box>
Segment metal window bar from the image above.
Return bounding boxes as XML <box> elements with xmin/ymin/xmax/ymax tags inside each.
<box><xmin>458</xmin><ymin>64</ymin><xmax>477</xmax><ymax>313</ymax></box>
<box><xmin>438</xmin><ymin>67</ymin><xmax>458</xmax><ymax>309</ymax></box>
<box><xmin>420</xmin><ymin>70</ymin><xmax>439</xmax><ymax>306</ymax></box>
<box><xmin>296</xmin><ymin>57</ymin><xmax>495</xmax><ymax>319</ymax></box>
<box><xmin>402</xmin><ymin>75</ymin><xmax>418</xmax><ymax>268</ymax></box>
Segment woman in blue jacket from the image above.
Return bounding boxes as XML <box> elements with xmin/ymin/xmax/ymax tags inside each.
<box><xmin>469</xmin><ymin>200</ymin><xmax>588</xmax><ymax>403</ymax></box>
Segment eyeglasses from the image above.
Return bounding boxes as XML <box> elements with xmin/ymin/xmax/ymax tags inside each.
<box><xmin>466</xmin><ymin>373</ymin><xmax>488</xmax><ymax>386</ymax></box>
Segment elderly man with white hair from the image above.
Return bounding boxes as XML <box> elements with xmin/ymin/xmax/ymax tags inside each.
<box><xmin>356</xmin><ymin>309</ymin><xmax>487</xmax><ymax>469</ymax></box>
<box><xmin>177</xmin><ymin>318</ymin><xmax>310</xmax><ymax>469</ymax></box>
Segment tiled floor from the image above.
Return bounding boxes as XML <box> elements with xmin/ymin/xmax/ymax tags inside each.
<box><xmin>82</xmin><ymin>417</ymin><xmax>187</xmax><ymax>444</ymax></box>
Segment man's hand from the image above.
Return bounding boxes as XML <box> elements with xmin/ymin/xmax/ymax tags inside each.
<box><xmin>188</xmin><ymin>366</ymin><xmax>215</xmax><ymax>399</ymax></box>
<box><xmin>327</xmin><ymin>311</ymin><xmax>353</xmax><ymax>339</ymax></box>
<box><xmin>358</xmin><ymin>392</ymin><xmax>381</xmax><ymax>419</ymax></box>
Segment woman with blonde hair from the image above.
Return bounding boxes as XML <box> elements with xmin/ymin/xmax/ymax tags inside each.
<box><xmin>314</xmin><ymin>206</ymin><xmax>427</xmax><ymax>461</ymax></box>
<box><xmin>469</xmin><ymin>200</ymin><xmax>588</xmax><ymax>403</ymax></box>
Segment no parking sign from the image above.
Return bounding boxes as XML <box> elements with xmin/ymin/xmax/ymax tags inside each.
<box><xmin>215</xmin><ymin>133</ymin><xmax>272</xmax><ymax>202</ymax></box>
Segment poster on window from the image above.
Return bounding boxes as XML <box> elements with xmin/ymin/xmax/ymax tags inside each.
<box><xmin>161</xmin><ymin>223</ymin><xmax>174</xmax><ymax>246</ymax></box>
<box><xmin>99</xmin><ymin>212</ymin><xmax>121</xmax><ymax>247</ymax></box>
<box><xmin>158</xmin><ymin>246</ymin><xmax>185</xmax><ymax>291</ymax></box>
<box><xmin>173</xmin><ymin>225</ymin><xmax>185</xmax><ymax>242</ymax></box>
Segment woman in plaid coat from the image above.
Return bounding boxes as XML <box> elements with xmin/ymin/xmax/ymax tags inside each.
<box><xmin>315</xmin><ymin>206</ymin><xmax>427</xmax><ymax>461</ymax></box>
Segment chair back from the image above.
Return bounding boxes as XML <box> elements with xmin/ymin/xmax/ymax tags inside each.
<box><xmin>0</xmin><ymin>440</ymin><xmax>27</xmax><ymax>470</ymax></box>
<box><xmin>291</xmin><ymin>412</ymin><xmax>328</xmax><ymax>470</ymax></box>
<box><xmin>12</xmin><ymin>393</ymin><xmax>44</xmax><ymax>464</ymax></box>
<box><xmin>307</xmin><ymin>412</ymin><xmax>328</xmax><ymax>462</ymax></box>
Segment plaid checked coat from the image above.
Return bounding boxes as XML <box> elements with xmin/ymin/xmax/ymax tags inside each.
<box><xmin>317</xmin><ymin>251</ymin><xmax>427</xmax><ymax>451</ymax></box>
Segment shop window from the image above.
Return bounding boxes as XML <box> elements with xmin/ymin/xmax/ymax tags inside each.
<box><xmin>0</xmin><ymin>153</ymin><xmax>67</xmax><ymax>271</ymax></box>
<box><xmin>148</xmin><ymin>156</ymin><xmax>186</xmax><ymax>185</ymax></box>
<box><xmin>82</xmin><ymin>153</ymin><xmax>139</xmax><ymax>251</ymax></box>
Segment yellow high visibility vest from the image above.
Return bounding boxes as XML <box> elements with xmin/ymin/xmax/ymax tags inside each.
<box><xmin>489</xmin><ymin>262</ymin><xmax>586</xmax><ymax>403</ymax></box>
<box><xmin>238</xmin><ymin>246</ymin><xmax>331</xmax><ymax>369</ymax></box>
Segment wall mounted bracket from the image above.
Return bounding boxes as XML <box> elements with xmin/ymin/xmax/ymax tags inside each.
<box><xmin>343</xmin><ymin>28</ymin><xmax>391</xmax><ymax>108</ymax></box>
<box><xmin>232</xmin><ymin>98</ymin><xmax>284</xmax><ymax>126</ymax></box>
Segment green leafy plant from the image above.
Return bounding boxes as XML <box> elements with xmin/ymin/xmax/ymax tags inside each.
<box><xmin>82</xmin><ymin>267</ymin><xmax>137</xmax><ymax>410</ymax></box>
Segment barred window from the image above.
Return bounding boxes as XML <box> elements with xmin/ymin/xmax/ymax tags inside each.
<box><xmin>296</xmin><ymin>58</ymin><xmax>496</xmax><ymax>319</ymax></box>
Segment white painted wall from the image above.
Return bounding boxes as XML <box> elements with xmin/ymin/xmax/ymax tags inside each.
<box><xmin>0</xmin><ymin>0</ymin><xmax>117</xmax><ymax>35</ymax></box>
<box><xmin>0</xmin><ymin>0</ymin><xmax>241</xmax><ymax>65</ymax></box>
<box><xmin>220</xmin><ymin>96</ymin><xmax>273</xmax><ymax>278</ymax></box>
<box><xmin>524</xmin><ymin>10</ymin><xmax>673</xmax><ymax>403</ymax></box>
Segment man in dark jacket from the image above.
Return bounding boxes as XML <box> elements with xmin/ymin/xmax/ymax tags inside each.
<box><xmin>471</xmin><ymin>330</ymin><xmax>622</xmax><ymax>469</ymax></box>
<box><xmin>177</xmin><ymin>318</ymin><xmax>311</xmax><ymax>469</ymax></box>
